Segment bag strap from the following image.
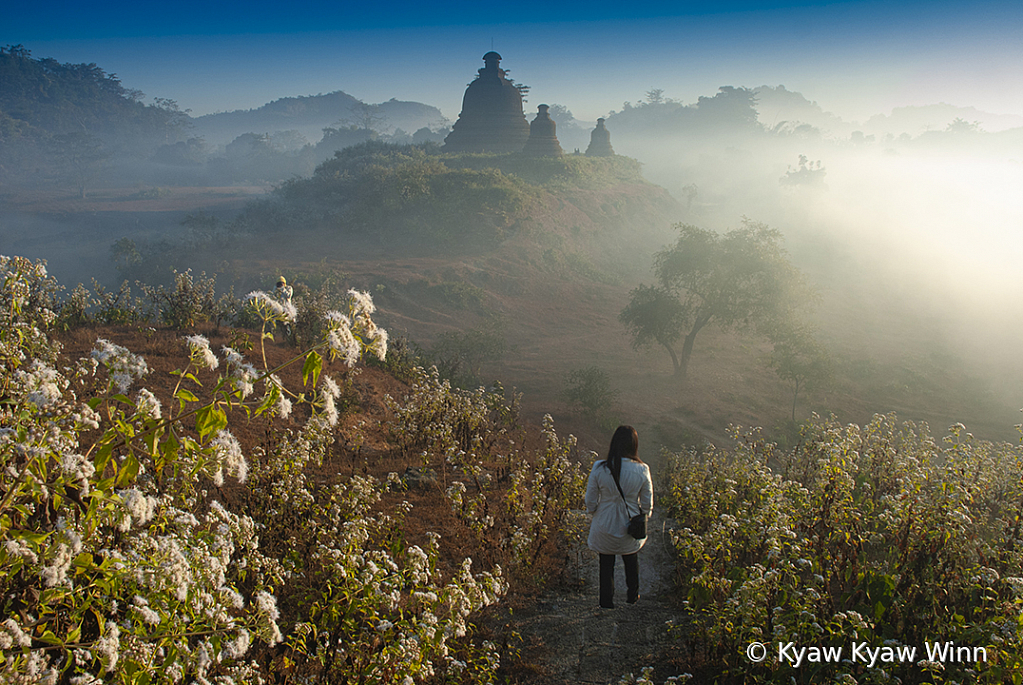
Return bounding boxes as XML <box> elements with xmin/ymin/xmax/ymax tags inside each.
<box><xmin>611</xmin><ymin>465</ymin><xmax>642</xmax><ymax>518</ymax></box>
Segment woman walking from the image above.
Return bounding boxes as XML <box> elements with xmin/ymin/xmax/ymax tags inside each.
<box><xmin>585</xmin><ymin>425</ymin><xmax>653</xmax><ymax>609</ymax></box>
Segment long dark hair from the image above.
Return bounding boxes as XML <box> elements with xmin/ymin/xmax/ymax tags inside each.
<box><xmin>603</xmin><ymin>425</ymin><xmax>640</xmax><ymax>481</ymax></box>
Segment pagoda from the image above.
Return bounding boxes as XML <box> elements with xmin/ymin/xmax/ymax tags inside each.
<box><xmin>442</xmin><ymin>52</ymin><xmax>530</xmax><ymax>153</ymax></box>
<box><xmin>522</xmin><ymin>105</ymin><xmax>564</xmax><ymax>157</ymax></box>
<box><xmin>585</xmin><ymin>118</ymin><xmax>615</xmax><ymax>157</ymax></box>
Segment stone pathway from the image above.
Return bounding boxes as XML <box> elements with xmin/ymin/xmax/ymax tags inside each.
<box><xmin>503</xmin><ymin>511</ymin><xmax>687</xmax><ymax>684</ymax></box>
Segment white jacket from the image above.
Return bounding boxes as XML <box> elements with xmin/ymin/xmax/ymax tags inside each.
<box><xmin>585</xmin><ymin>458</ymin><xmax>653</xmax><ymax>555</ymax></box>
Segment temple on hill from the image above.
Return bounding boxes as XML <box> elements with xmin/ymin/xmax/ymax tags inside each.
<box><xmin>442</xmin><ymin>52</ymin><xmax>530</xmax><ymax>153</ymax></box>
<box><xmin>522</xmin><ymin>105</ymin><xmax>564</xmax><ymax>157</ymax></box>
<box><xmin>585</xmin><ymin>118</ymin><xmax>614</xmax><ymax>157</ymax></box>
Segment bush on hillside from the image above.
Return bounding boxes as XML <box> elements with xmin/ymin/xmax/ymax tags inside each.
<box><xmin>234</xmin><ymin>142</ymin><xmax>646</xmax><ymax>248</ymax></box>
<box><xmin>0</xmin><ymin>255</ymin><xmax>584</xmax><ymax>684</ymax></box>
<box><xmin>664</xmin><ymin>414</ymin><xmax>1023</xmax><ymax>684</ymax></box>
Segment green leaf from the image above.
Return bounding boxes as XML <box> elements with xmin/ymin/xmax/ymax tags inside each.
<box><xmin>115</xmin><ymin>454</ymin><xmax>141</xmax><ymax>488</ymax></box>
<box><xmin>175</xmin><ymin>388</ymin><xmax>199</xmax><ymax>403</ymax></box>
<box><xmin>37</xmin><ymin>629</ymin><xmax>62</xmax><ymax>645</ymax></box>
<box><xmin>302</xmin><ymin>350</ymin><xmax>323</xmax><ymax>388</ymax></box>
<box><xmin>195</xmin><ymin>404</ymin><xmax>228</xmax><ymax>440</ymax></box>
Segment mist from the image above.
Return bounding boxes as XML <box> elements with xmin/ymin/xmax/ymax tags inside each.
<box><xmin>605</xmin><ymin>105</ymin><xmax>1023</xmax><ymax>431</ymax></box>
<box><xmin>4</xmin><ymin>31</ymin><xmax>1023</xmax><ymax>445</ymax></box>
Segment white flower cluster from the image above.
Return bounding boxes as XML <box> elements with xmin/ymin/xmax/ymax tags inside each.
<box><xmin>245</xmin><ymin>290</ymin><xmax>297</xmax><ymax>324</ymax></box>
<box><xmin>0</xmin><ymin>258</ymin><xmax>570</xmax><ymax>685</ymax></box>
<box><xmin>222</xmin><ymin>346</ymin><xmax>260</xmax><ymax>399</ymax></box>
<box><xmin>262</xmin><ymin>373</ymin><xmax>292</xmax><ymax>418</ymax></box>
<box><xmin>91</xmin><ymin>338</ymin><xmax>149</xmax><ymax>393</ymax></box>
<box><xmin>321</xmin><ymin>289</ymin><xmax>388</xmax><ymax>365</ymax></box>
<box><xmin>209</xmin><ymin>430</ymin><xmax>248</xmax><ymax>485</ymax></box>
<box><xmin>184</xmin><ymin>334</ymin><xmax>219</xmax><ymax>371</ymax></box>
<box><xmin>14</xmin><ymin>360</ymin><xmax>66</xmax><ymax>408</ymax></box>
<box><xmin>134</xmin><ymin>388</ymin><xmax>162</xmax><ymax>419</ymax></box>
<box><xmin>323</xmin><ymin>310</ymin><xmax>361</xmax><ymax>366</ymax></box>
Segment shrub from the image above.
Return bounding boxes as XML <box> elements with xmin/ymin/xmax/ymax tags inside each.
<box><xmin>664</xmin><ymin>414</ymin><xmax>1023</xmax><ymax>684</ymax></box>
<box><xmin>562</xmin><ymin>365</ymin><xmax>620</xmax><ymax>428</ymax></box>
<box><xmin>139</xmin><ymin>269</ymin><xmax>238</xmax><ymax>329</ymax></box>
<box><xmin>0</xmin><ymin>257</ymin><xmax>584</xmax><ymax>684</ymax></box>
<box><xmin>385</xmin><ymin>367</ymin><xmax>588</xmax><ymax>577</ymax></box>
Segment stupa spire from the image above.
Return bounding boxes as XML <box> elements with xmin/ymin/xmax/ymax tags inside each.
<box><xmin>442</xmin><ymin>53</ymin><xmax>530</xmax><ymax>154</ymax></box>
<box><xmin>585</xmin><ymin>118</ymin><xmax>615</xmax><ymax>157</ymax></box>
<box><xmin>522</xmin><ymin>104</ymin><xmax>564</xmax><ymax>157</ymax></box>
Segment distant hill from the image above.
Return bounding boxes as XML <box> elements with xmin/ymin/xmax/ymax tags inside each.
<box><xmin>863</xmin><ymin>103</ymin><xmax>1023</xmax><ymax>137</ymax></box>
<box><xmin>0</xmin><ymin>44</ymin><xmax>187</xmax><ymax>188</ymax></box>
<box><xmin>0</xmin><ymin>45</ymin><xmax>186</xmax><ymax>145</ymax></box>
<box><xmin>753</xmin><ymin>85</ymin><xmax>853</xmax><ymax>137</ymax></box>
<box><xmin>192</xmin><ymin>92</ymin><xmax>449</xmax><ymax>147</ymax></box>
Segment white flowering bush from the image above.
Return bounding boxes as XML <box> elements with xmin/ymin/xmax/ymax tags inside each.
<box><xmin>0</xmin><ymin>257</ymin><xmax>518</xmax><ymax>684</ymax></box>
<box><xmin>139</xmin><ymin>269</ymin><xmax>238</xmax><ymax>329</ymax></box>
<box><xmin>665</xmin><ymin>414</ymin><xmax>1023</xmax><ymax>684</ymax></box>
<box><xmin>386</xmin><ymin>368</ymin><xmax>587</xmax><ymax>578</ymax></box>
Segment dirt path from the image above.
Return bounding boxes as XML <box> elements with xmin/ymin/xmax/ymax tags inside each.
<box><xmin>504</xmin><ymin>509</ymin><xmax>687</xmax><ymax>684</ymax></box>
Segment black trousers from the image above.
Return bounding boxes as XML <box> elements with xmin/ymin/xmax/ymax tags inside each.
<box><xmin>599</xmin><ymin>552</ymin><xmax>639</xmax><ymax>608</ymax></box>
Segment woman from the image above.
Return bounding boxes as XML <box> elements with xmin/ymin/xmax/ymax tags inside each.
<box><xmin>585</xmin><ymin>425</ymin><xmax>653</xmax><ymax>609</ymax></box>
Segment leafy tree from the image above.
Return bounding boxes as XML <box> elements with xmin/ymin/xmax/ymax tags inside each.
<box><xmin>225</xmin><ymin>132</ymin><xmax>272</xmax><ymax>159</ymax></box>
<box><xmin>432</xmin><ymin>322</ymin><xmax>508</xmax><ymax>387</ymax></box>
<box><xmin>768</xmin><ymin>325</ymin><xmax>833</xmax><ymax>422</ymax></box>
<box><xmin>340</xmin><ymin>101</ymin><xmax>386</xmax><ymax>131</ymax></box>
<box><xmin>780</xmin><ymin>154</ymin><xmax>826</xmax><ymax>187</ymax></box>
<box><xmin>1</xmin><ymin>46</ymin><xmax>187</xmax><ymax>151</ymax></box>
<box><xmin>694</xmin><ymin>86</ymin><xmax>760</xmax><ymax>131</ymax></box>
<box><xmin>646</xmin><ymin>88</ymin><xmax>666</xmax><ymax>105</ymax></box>
<box><xmin>152</xmin><ymin>136</ymin><xmax>207</xmax><ymax>165</ymax></box>
<box><xmin>562</xmin><ymin>366</ymin><xmax>619</xmax><ymax>427</ymax></box>
<box><xmin>945</xmin><ymin>117</ymin><xmax>981</xmax><ymax>134</ymax></box>
<box><xmin>48</xmin><ymin>131</ymin><xmax>107</xmax><ymax>197</ymax></box>
<box><xmin>316</xmin><ymin>124</ymin><xmax>378</xmax><ymax>154</ymax></box>
<box><xmin>270</xmin><ymin>128</ymin><xmax>309</xmax><ymax>152</ymax></box>
<box><xmin>620</xmin><ymin>220</ymin><xmax>808</xmax><ymax>379</ymax></box>
<box><xmin>618</xmin><ymin>284</ymin><xmax>687</xmax><ymax>374</ymax></box>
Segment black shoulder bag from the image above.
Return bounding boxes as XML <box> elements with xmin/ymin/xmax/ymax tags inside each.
<box><xmin>611</xmin><ymin>467</ymin><xmax>647</xmax><ymax>540</ymax></box>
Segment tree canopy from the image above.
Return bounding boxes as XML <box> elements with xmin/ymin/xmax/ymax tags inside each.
<box><xmin>620</xmin><ymin>220</ymin><xmax>809</xmax><ymax>379</ymax></box>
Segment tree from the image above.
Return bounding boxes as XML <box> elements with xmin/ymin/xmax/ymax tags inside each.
<box><xmin>431</xmin><ymin>323</ymin><xmax>507</xmax><ymax>387</ymax></box>
<box><xmin>48</xmin><ymin>131</ymin><xmax>107</xmax><ymax>197</ymax></box>
<box><xmin>620</xmin><ymin>220</ymin><xmax>809</xmax><ymax>379</ymax></box>
<box><xmin>768</xmin><ymin>326</ymin><xmax>833</xmax><ymax>422</ymax></box>
<box><xmin>645</xmin><ymin>88</ymin><xmax>665</xmax><ymax>105</ymax></box>
<box><xmin>945</xmin><ymin>117</ymin><xmax>981</xmax><ymax>134</ymax></box>
<box><xmin>340</xmin><ymin>102</ymin><xmax>386</xmax><ymax>131</ymax></box>
<box><xmin>694</xmin><ymin>86</ymin><xmax>760</xmax><ymax>131</ymax></box>
<box><xmin>562</xmin><ymin>366</ymin><xmax>619</xmax><ymax>427</ymax></box>
<box><xmin>780</xmin><ymin>154</ymin><xmax>826</xmax><ymax>187</ymax></box>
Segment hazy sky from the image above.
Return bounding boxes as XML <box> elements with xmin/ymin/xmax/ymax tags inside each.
<box><xmin>5</xmin><ymin>1</ymin><xmax>1022</xmax><ymax>124</ymax></box>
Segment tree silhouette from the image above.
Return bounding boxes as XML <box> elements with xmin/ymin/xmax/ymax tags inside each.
<box><xmin>620</xmin><ymin>220</ymin><xmax>808</xmax><ymax>379</ymax></box>
<box><xmin>768</xmin><ymin>325</ymin><xmax>833</xmax><ymax>422</ymax></box>
<box><xmin>48</xmin><ymin>131</ymin><xmax>107</xmax><ymax>198</ymax></box>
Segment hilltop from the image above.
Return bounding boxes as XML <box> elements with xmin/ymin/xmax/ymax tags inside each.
<box><xmin>192</xmin><ymin>92</ymin><xmax>448</xmax><ymax>146</ymax></box>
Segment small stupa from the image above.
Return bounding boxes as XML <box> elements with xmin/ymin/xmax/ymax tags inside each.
<box><xmin>585</xmin><ymin>118</ymin><xmax>615</xmax><ymax>157</ymax></box>
<box><xmin>522</xmin><ymin>105</ymin><xmax>564</xmax><ymax>157</ymax></box>
<box><xmin>442</xmin><ymin>52</ymin><xmax>530</xmax><ymax>153</ymax></box>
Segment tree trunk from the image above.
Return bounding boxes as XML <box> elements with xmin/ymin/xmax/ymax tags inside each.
<box><xmin>660</xmin><ymin>340</ymin><xmax>681</xmax><ymax>377</ymax></box>
<box><xmin>791</xmin><ymin>377</ymin><xmax>802</xmax><ymax>423</ymax></box>
<box><xmin>677</xmin><ymin>316</ymin><xmax>711</xmax><ymax>380</ymax></box>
